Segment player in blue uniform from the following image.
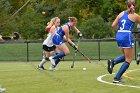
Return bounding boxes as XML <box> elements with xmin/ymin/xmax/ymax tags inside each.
<box><xmin>49</xmin><ymin>17</ymin><xmax>82</xmax><ymax>69</ymax></box>
<box><xmin>107</xmin><ymin>0</ymin><xmax>140</xmax><ymax>83</ymax></box>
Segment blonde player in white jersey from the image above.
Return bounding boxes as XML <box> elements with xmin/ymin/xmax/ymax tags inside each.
<box><xmin>37</xmin><ymin>17</ymin><xmax>60</xmax><ymax>70</ymax></box>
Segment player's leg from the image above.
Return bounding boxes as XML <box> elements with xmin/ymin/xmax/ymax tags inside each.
<box><xmin>37</xmin><ymin>45</ymin><xmax>52</xmax><ymax>70</ymax></box>
<box><xmin>113</xmin><ymin>48</ymin><xmax>133</xmax><ymax>83</ymax></box>
<box><xmin>49</xmin><ymin>48</ymin><xmax>61</xmax><ymax>71</ymax></box>
<box><xmin>37</xmin><ymin>51</ymin><xmax>50</xmax><ymax>70</ymax></box>
<box><xmin>49</xmin><ymin>43</ymin><xmax>70</xmax><ymax>66</ymax></box>
<box><xmin>136</xmin><ymin>52</ymin><xmax>140</xmax><ymax>65</ymax></box>
<box><xmin>107</xmin><ymin>49</ymin><xmax>125</xmax><ymax>74</ymax></box>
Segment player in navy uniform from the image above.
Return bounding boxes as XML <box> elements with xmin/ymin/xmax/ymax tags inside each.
<box><xmin>49</xmin><ymin>17</ymin><xmax>82</xmax><ymax>69</ymax></box>
<box><xmin>107</xmin><ymin>0</ymin><xmax>140</xmax><ymax>83</ymax></box>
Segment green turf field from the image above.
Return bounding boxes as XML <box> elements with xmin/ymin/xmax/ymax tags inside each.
<box><xmin>0</xmin><ymin>61</ymin><xmax>140</xmax><ymax>93</ymax></box>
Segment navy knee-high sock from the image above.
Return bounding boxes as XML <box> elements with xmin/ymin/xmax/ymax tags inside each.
<box><xmin>114</xmin><ymin>55</ymin><xmax>125</xmax><ymax>65</ymax></box>
<box><xmin>53</xmin><ymin>52</ymin><xmax>65</xmax><ymax>59</ymax></box>
<box><xmin>54</xmin><ymin>58</ymin><xmax>61</xmax><ymax>67</ymax></box>
<box><xmin>115</xmin><ymin>62</ymin><xmax>129</xmax><ymax>80</ymax></box>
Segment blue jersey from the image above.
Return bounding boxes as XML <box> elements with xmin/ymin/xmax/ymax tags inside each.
<box><xmin>116</xmin><ymin>11</ymin><xmax>135</xmax><ymax>48</ymax></box>
<box><xmin>118</xmin><ymin>11</ymin><xmax>135</xmax><ymax>31</ymax></box>
<box><xmin>56</xmin><ymin>22</ymin><xmax>71</xmax><ymax>38</ymax></box>
<box><xmin>52</xmin><ymin>22</ymin><xmax>71</xmax><ymax>45</ymax></box>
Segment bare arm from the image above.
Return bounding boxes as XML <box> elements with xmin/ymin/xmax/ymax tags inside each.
<box><xmin>50</xmin><ymin>26</ymin><xmax>57</xmax><ymax>35</ymax></box>
<box><xmin>72</xmin><ymin>26</ymin><xmax>80</xmax><ymax>33</ymax></box>
<box><xmin>72</xmin><ymin>26</ymin><xmax>82</xmax><ymax>37</ymax></box>
<box><xmin>135</xmin><ymin>14</ymin><xmax>140</xmax><ymax>24</ymax></box>
<box><xmin>62</xmin><ymin>26</ymin><xmax>75</xmax><ymax>46</ymax></box>
<box><xmin>112</xmin><ymin>15</ymin><xmax>119</xmax><ymax>29</ymax></box>
<box><xmin>112</xmin><ymin>12</ymin><xmax>124</xmax><ymax>29</ymax></box>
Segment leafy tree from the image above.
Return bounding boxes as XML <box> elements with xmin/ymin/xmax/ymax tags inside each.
<box><xmin>79</xmin><ymin>16</ymin><xmax>114</xmax><ymax>39</ymax></box>
<box><xmin>0</xmin><ymin>0</ymin><xmax>18</xmax><ymax>36</ymax></box>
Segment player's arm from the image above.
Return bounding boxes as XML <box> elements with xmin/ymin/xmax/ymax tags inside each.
<box><xmin>50</xmin><ymin>26</ymin><xmax>56</xmax><ymax>34</ymax></box>
<box><xmin>112</xmin><ymin>15</ymin><xmax>119</xmax><ymax>29</ymax></box>
<box><xmin>112</xmin><ymin>12</ymin><xmax>123</xmax><ymax>29</ymax></box>
<box><xmin>135</xmin><ymin>14</ymin><xmax>140</xmax><ymax>24</ymax></box>
<box><xmin>72</xmin><ymin>26</ymin><xmax>82</xmax><ymax>37</ymax></box>
<box><xmin>63</xmin><ymin>26</ymin><xmax>77</xmax><ymax>49</ymax></box>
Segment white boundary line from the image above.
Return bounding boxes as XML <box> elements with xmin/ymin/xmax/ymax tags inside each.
<box><xmin>97</xmin><ymin>73</ymin><xmax>140</xmax><ymax>89</ymax></box>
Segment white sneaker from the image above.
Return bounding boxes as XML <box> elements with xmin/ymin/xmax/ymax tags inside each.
<box><xmin>49</xmin><ymin>65</ymin><xmax>55</xmax><ymax>71</ymax></box>
<box><xmin>0</xmin><ymin>88</ymin><xmax>6</xmax><ymax>92</ymax></box>
<box><xmin>49</xmin><ymin>57</ymin><xmax>55</xmax><ymax>66</ymax></box>
<box><xmin>49</xmin><ymin>65</ymin><xmax>58</xmax><ymax>71</ymax></box>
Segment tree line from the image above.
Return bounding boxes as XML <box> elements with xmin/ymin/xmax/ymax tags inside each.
<box><xmin>0</xmin><ymin>0</ymin><xmax>140</xmax><ymax>40</ymax></box>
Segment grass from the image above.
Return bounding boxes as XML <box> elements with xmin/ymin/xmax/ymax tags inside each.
<box><xmin>0</xmin><ymin>61</ymin><xmax>140</xmax><ymax>93</ymax></box>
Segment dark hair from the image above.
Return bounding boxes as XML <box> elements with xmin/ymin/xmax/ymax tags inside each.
<box><xmin>68</xmin><ymin>17</ymin><xmax>77</xmax><ymax>22</ymax></box>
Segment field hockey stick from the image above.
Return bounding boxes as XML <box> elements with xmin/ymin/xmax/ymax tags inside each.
<box><xmin>71</xmin><ymin>45</ymin><xmax>92</xmax><ymax>63</ymax></box>
<box><xmin>71</xmin><ymin>37</ymin><xmax>81</xmax><ymax>68</ymax></box>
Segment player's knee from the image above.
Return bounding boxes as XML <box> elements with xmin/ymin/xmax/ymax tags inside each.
<box><xmin>65</xmin><ymin>51</ymin><xmax>70</xmax><ymax>55</ymax></box>
<box><xmin>125</xmin><ymin>58</ymin><xmax>132</xmax><ymax>63</ymax></box>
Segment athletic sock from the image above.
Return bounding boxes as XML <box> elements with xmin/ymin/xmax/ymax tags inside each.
<box><xmin>54</xmin><ymin>58</ymin><xmax>61</xmax><ymax>67</ymax></box>
<box><xmin>39</xmin><ymin>58</ymin><xmax>47</xmax><ymax>67</ymax></box>
<box><xmin>115</xmin><ymin>62</ymin><xmax>129</xmax><ymax>80</ymax></box>
<box><xmin>114</xmin><ymin>55</ymin><xmax>125</xmax><ymax>65</ymax></box>
<box><xmin>53</xmin><ymin>52</ymin><xmax>65</xmax><ymax>59</ymax></box>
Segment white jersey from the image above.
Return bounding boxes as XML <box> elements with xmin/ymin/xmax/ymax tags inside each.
<box><xmin>43</xmin><ymin>25</ymin><xmax>58</xmax><ymax>47</ymax></box>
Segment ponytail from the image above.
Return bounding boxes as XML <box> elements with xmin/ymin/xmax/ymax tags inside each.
<box><xmin>68</xmin><ymin>17</ymin><xmax>77</xmax><ymax>22</ymax></box>
<box><xmin>45</xmin><ymin>17</ymin><xmax>59</xmax><ymax>32</ymax></box>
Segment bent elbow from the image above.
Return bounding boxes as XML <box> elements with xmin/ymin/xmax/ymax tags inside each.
<box><xmin>112</xmin><ymin>24</ymin><xmax>117</xmax><ymax>29</ymax></box>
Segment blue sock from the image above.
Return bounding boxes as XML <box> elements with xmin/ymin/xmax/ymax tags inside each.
<box><xmin>114</xmin><ymin>55</ymin><xmax>125</xmax><ymax>65</ymax></box>
<box><xmin>54</xmin><ymin>58</ymin><xmax>60</xmax><ymax>67</ymax></box>
<box><xmin>53</xmin><ymin>52</ymin><xmax>65</xmax><ymax>59</ymax></box>
<box><xmin>115</xmin><ymin>62</ymin><xmax>129</xmax><ymax>80</ymax></box>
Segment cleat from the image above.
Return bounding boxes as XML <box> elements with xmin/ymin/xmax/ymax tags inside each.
<box><xmin>37</xmin><ymin>65</ymin><xmax>46</xmax><ymax>70</ymax></box>
<box><xmin>49</xmin><ymin>65</ymin><xmax>58</xmax><ymax>71</ymax></box>
<box><xmin>136</xmin><ymin>60</ymin><xmax>140</xmax><ymax>65</ymax></box>
<box><xmin>49</xmin><ymin>57</ymin><xmax>56</xmax><ymax>66</ymax></box>
<box><xmin>113</xmin><ymin>78</ymin><xmax>124</xmax><ymax>83</ymax></box>
<box><xmin>107</xmin><ymin>59</ymin><xmax>114</xmax><ymax>74</ymax></box>
<box><xmin>136</xmin><ymin>53</ymin><xmax>140</xmax><ymax>65</ymax></box>
<box><xmin>0</xmin><ymin>88</ymin><xmax>6</xmax><ymax>92</ymax></box>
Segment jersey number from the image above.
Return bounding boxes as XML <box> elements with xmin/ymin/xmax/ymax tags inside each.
<box><xmin>120</xmin><ymin>19</ymin><xmax>126</xmax><ymax>30</ymax></box>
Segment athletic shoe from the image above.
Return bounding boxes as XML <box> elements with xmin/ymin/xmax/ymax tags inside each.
<box><xmin>136</xmin><ymin>53</ymin><xmax>140</xmax><ymax>65</ymax></box>
<box><xmin>136</xmin><ymin>60</ymin><xmax>140</xmax><ymax>65</ymax></box>
<box><xmin>49</xmin><ymin>57</ymin><xmax>56</xmax><ymax>66</ymax></box>
<box><xmin>37</xmin><ymin>65</ymin><xmax>46</xmax><ymax>70</ymax></box>
<box><xmin>107</xmin><ymin>59</ymin><xmax>114</xmax><ymax>74</ymax></box>
<box><xmin>49</xmin><ymin>65</ymin><xmax>57</xmax><ymax>71</ymax></box>
<box><xmin>0</xmin><ymin>88</ymin><xmax>6</xmax><ymax>92</ymax></box>
<box><xmin>113</xmin><ymin>78</ymin><xmax>124</xmax><ymax>83</ymax></box>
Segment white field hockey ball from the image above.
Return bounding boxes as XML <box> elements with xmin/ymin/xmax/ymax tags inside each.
<box><xmin>83</xmin><ymin>68</ymin><xmax>86</xmax><ymax>70</ymax></box>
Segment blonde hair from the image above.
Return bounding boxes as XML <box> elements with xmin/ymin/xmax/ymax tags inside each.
<box><xmin>68</xmin><ymin>17</ymin><xmax>77</xmax><ymax>22</ymax></box>
<box><xmin>126</xmin><ymin>0</ymin><xmax>135</xmax><ymax>14</ymax></box>
<box><xmin>45</xmin><ymin>17</ymin><xmax>59</xmax><ymax>31</ymax></box>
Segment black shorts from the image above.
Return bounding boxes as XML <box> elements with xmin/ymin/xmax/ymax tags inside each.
<box><xmin>43</xmin><ymin>45</ymin><xmax>56</xmax><ymax>52</ymax></box>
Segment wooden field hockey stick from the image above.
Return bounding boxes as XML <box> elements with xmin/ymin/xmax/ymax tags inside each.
<box><xmin>71</xmin><ymin>45</ymin><xmax>92</xmax><ymax>63</ymax></box>
<box><xmin>71</xmin><ymin>38</ymin><xmax>81</xmax><ymax>68</ymax></box>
